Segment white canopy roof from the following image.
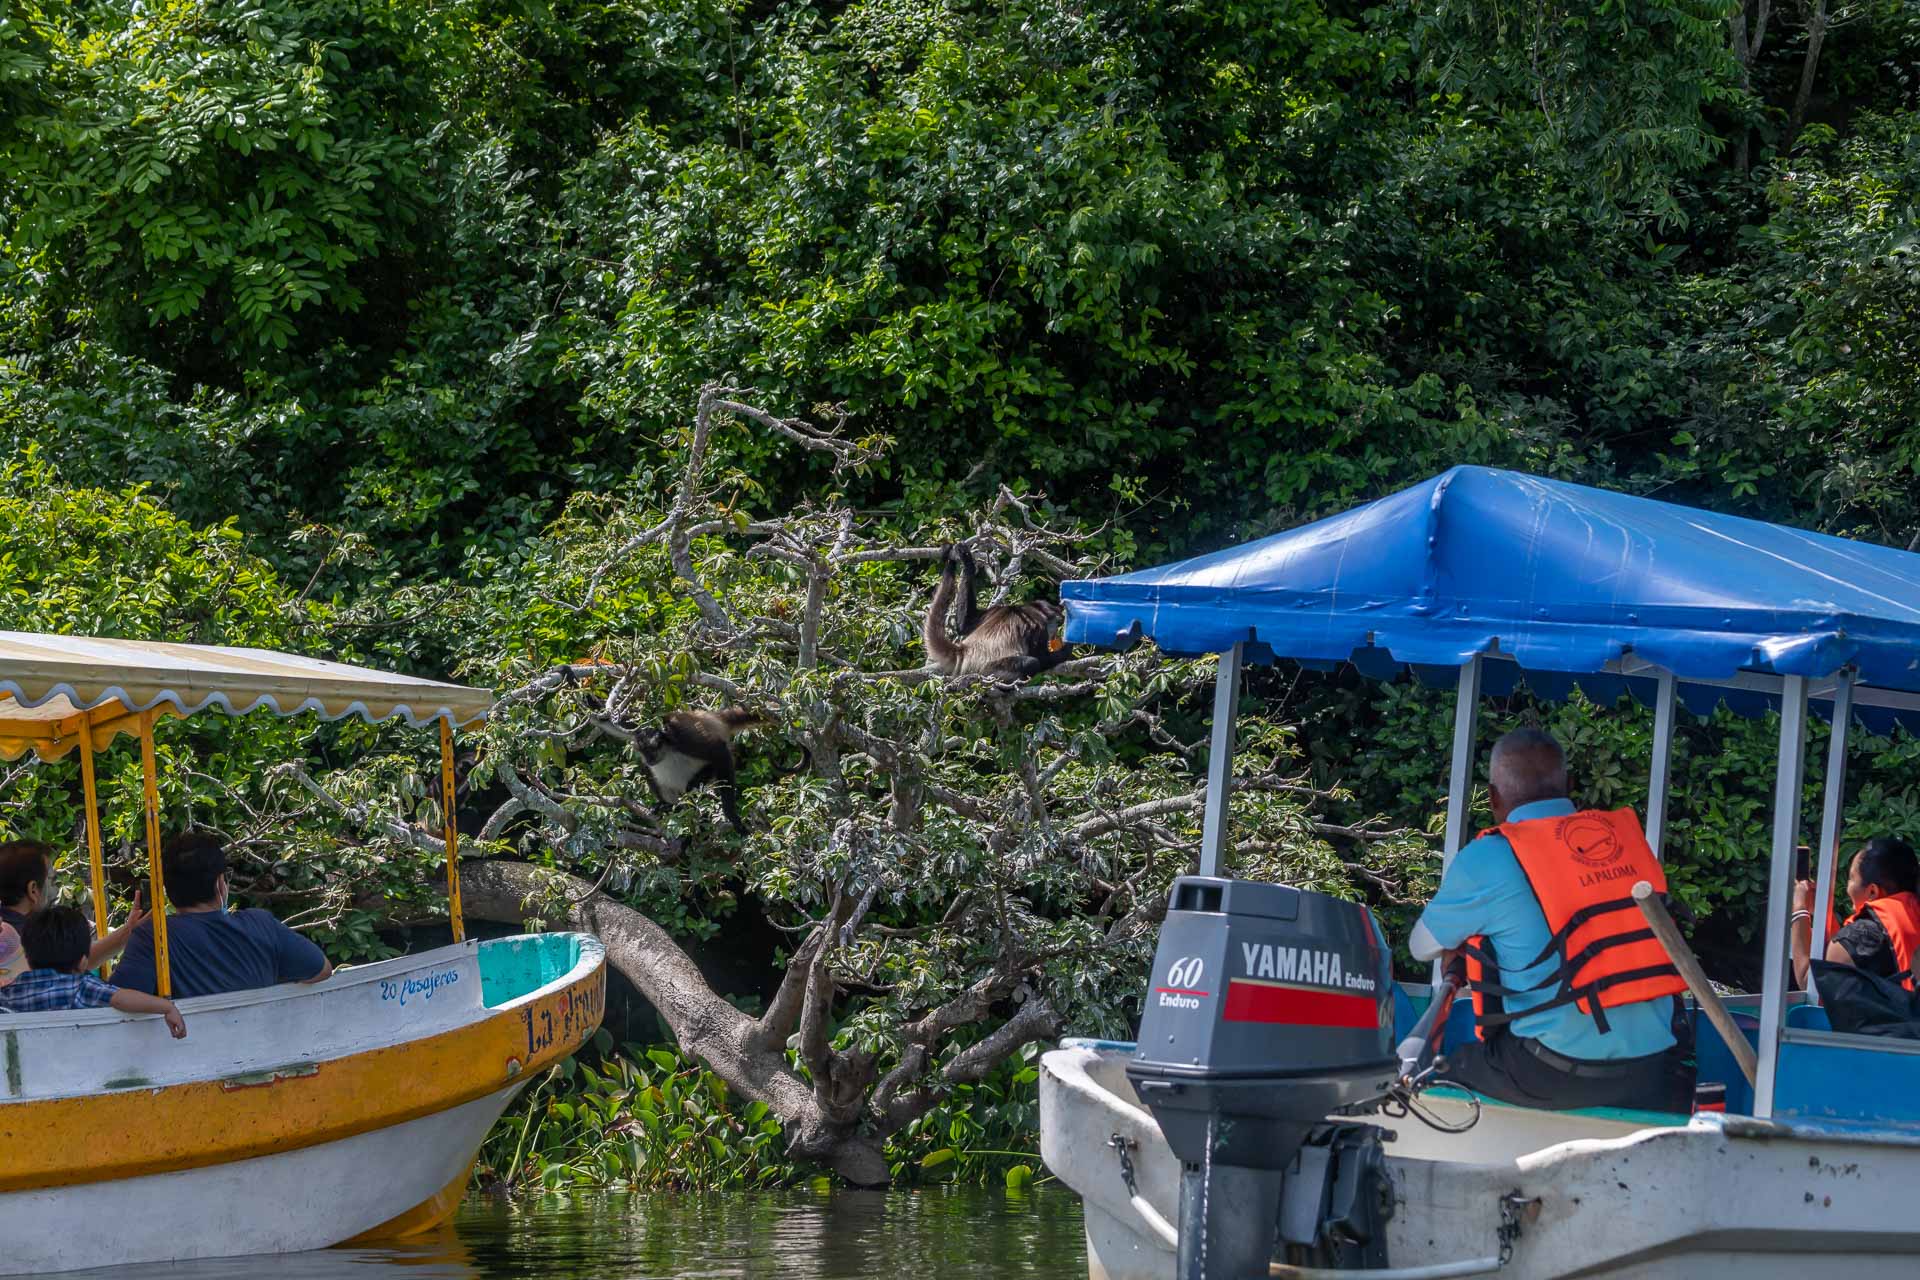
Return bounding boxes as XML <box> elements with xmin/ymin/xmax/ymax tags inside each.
<box><xmin>0</xmin><ymin>632</ymin><xmax>493</xmax><ymax>761</ymax></box>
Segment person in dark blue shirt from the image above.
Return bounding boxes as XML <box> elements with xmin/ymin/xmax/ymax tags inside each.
<box><xmin>111</xmin><ymin>832</ymin><xmax>332</xmax><ymax>1000</ymax></box>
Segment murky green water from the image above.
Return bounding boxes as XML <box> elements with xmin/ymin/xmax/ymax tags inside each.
<box><xmin>80</xmin><ymin>1188</ymin><xmax>1088</xmax><ymax>1279</ymax></box>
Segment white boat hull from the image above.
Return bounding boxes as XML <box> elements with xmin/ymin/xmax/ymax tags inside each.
<box><xmin>1043</xmin><ymin>1044</ymin><xmax>1920</xmax><ymax>1278</ymax></box>
<box><xmin>0</xmin><ymin>933</ymin><xmax>606</xmax><ymax>1275</ymax></box>
<box><xmin>2</xmin><ymin>1085</ymin><xmax>519</xmax><ymax>1277</ymax></box>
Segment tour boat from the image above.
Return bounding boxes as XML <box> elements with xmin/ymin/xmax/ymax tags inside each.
<box><xmin>1041</xmin><ymin>468</ymin><xmax>1920</xmax><ymax>1278</ymax></box>
<box><xmin>0</xmin><ymin>635</ymin><xmax>607</xmax><ymax>1275</ymax></box>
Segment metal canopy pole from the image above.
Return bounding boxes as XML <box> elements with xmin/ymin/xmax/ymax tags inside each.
<box><xmin>1645</xmin><ymin>670</ymin><xmax>1678</xmax><ymax>860</ymax></box>
<box><xmin>439</xmin><ymin>718</ymin><xmax>466</xmax><ymax>943</ymax></box>
<box><xmin>1811</xmin><ymin>673</ymin><xmax>1855</xmax><ymax>989</ymax></box>
<box><xmin>1436</xmin><ymin>655</ymin><xmax>1483</xmax><ymax>987</ymax></box>
<box><xmin>1199</xmin><ymin>643</ymin><xmax>1245</xmax><ymax>879</ymax></box>
<box><xmin>1755</xmin><ymin>675</ymin><xmax>1810</xmax><ymax>1119</ymax></box>
<box><xmin>137</xmin><ymin>712</ymin><xmax>173</xmax><ymax>1000</ymax></box>
<box><xmin>1441</xmin><ymin>656</ymin><xmax>1484</xmax><ymax>872</ymax></box>
<box><xmin>77</xmin><ymin>711</ymin><xmax>110</xmax><ymax>958</ymax></box>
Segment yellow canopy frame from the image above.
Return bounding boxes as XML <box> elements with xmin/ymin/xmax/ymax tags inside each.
<box><xmin>1</xmin><ymin>633</ymin><xmax>492</xmax><ymax>990</ymax></box>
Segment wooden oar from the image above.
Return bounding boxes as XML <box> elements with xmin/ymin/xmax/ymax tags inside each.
<box><xmin>1633</xmin><ymin>880</ymin><xmax>1757</xmax><ymax>1088</ymax></box>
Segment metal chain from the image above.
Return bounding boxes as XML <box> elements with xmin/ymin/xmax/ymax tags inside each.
<box><xmin>1497</xmin><ymin>1193</ymin><xmax>1539</xmax><ymax>1267</ymax></box>
<box><xmin>1109</xmin><ymin>1133</ymin><xmax>1139</xmax><ymax>1196</ymax></box>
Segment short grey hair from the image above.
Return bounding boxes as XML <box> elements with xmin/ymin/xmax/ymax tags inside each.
<box><xmin>1489</xmin><ymin>727</ymin><xmax>1568</xmax><ymax>807</ymax></box>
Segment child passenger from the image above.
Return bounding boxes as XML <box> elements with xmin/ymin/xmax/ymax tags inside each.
<box><xmin>0</xmin><ymin>906</ymin><xmax>186</xmax><ymax>1037</ymax></box>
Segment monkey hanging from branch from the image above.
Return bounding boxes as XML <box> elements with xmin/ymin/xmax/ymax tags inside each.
<box><xmin>632</xmin><ymin>708</ymin><xmax>811</xmax><ymax>835</ymax></box>
<box><xmin>922</xmin><ymin>543</ymin><xmax>1073</xmax><ymax>679</ymax></box>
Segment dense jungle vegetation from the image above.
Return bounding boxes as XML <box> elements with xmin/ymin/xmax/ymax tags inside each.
<box><xmin>2</xmin><ymin>0</ymin><xmax>1918</xmax><ymax>1187</ymax></box>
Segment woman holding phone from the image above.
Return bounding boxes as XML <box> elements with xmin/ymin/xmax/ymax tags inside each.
<box><xmin>1791</xmin><ymin>836</ymin><xmax>1920</xmax><ymax>990</ymax></box>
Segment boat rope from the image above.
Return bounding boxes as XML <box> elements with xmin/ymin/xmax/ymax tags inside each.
<box><xmin>1378</xmin><ymin>1074</ymin><xmax>1482</xmax><ymax>1135</ymax></box>
<box><xmin>1107</xmin><ymin>1133</ymin><xmax>1179</xmax><ymax>1251</ymax></box>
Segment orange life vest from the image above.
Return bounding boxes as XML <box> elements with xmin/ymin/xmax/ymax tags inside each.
<box><xmin>1844</xmin><ymin>892</ymin><xmax>1920</xmax><ymax>992</ymax></box>
<box><xmin>1462</xmin><ymin>807</ymin><xmax>1687</xmax><ymax>1038</ymax></box>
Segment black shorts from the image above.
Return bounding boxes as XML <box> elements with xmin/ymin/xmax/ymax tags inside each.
<box><xmin>1439</xmin><ymin>1026</ymin><xmax>1694</xmax><ymax>1114</ymax></box>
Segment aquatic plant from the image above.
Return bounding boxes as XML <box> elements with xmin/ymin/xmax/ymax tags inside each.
<box><xmin>475</xmin><ymin>1034</ymin><xmax>802</xmax><ymax>1193</ymax></box>
<box><xmin>477</xmin><ymin>1039</ymin><xmax>1050</xmax><ymax>1192</ymax></box>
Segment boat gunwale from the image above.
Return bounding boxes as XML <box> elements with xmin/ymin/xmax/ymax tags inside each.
<box><xmin>0</xmin><ymin>940</ymin><xmax>606</xmax><ymax>1193</ymax></box>
<box><xmin>0</xmin><ymin>932</ymin><xmax>604</xmax><ymax>1107</ymax></box>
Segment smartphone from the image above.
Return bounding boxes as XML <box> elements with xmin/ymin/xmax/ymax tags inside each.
<box><xmin>1795</xmin><ymin>844</ymin><xmax>1813</xmax><ymax>882</ymax></box>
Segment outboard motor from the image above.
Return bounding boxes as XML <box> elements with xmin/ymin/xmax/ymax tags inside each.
<box><xmin>1128</xmin><ymin>876</ymin><xmax>1398</xmax><ymax>1279</ymax></box>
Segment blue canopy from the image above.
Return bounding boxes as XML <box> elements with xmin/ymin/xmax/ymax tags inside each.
<box><xmin>1062</xmin><ymin>467</ymin><xmax>1920</xmax><ymax>718</ymax></box>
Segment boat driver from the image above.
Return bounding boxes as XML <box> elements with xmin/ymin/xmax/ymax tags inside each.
<box><xmin>1409</xmin><ymin>728</ymin><xmax>1695</xmax><ymax>1113</ymax></box>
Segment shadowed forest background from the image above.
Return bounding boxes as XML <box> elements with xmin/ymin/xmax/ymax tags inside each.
<box><xmin>2</xmin><ymin>0</ymin><xmax>1919</xmax><ymax>1188</ymax></box>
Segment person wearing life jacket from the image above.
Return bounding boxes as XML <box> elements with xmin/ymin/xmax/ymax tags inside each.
<box><xmin>1408</xmin><ymin>728</ymin><xmax>1694</xmax><ymax>1113</ymax></box>
<box><xmin>1790</xmin><ymin>836</ymin><xmax>1920</xmax><ymax>991</ymax></box>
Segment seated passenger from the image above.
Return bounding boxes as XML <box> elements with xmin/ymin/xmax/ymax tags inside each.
<box><xmin>0</xmin><ymin>905</ymin><xmax>186</xmax><ymax>1037</ymax></box>
<box><xmin>111</xmin><ymin>832</ymin><xmax>332</xmax><ymax>999</ymax></box>
<box><xmin>0</xmin><ymin>839</ymin><xmax>148</xmax><ymax>970</ymax></box>
<box><xmin>1791</xmin><ymin>837</ymin><xmax>1920</xmax><ymax>990</ymax></box>
<box><xmin>0</xmin><ymin>920</ymin><xmax>22</xmax><ymax>987</ymax></box>
<box><xmin>1409</xmin><ymin>728</ymin><xmax>1693</xmax><ymax>1113</ymax></box>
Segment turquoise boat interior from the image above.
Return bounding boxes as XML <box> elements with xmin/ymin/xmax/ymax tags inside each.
<box><xmin>478</xmin><ymin>934</ymin><xmax>592</xmax><ymax>1008</ymax></box>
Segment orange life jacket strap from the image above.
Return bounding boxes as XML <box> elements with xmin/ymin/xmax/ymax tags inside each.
<box><xmin>1518</xmin><ymin>896</ymin><xmax>1643</xmax><ymax>971</ymax></box>
<box><xmin>1474</xmin><ymin>963</ymin><xmax>1683</xmax><ymax>1036</ymax></box>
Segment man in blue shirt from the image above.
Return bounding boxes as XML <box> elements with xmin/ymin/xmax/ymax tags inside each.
<box><xmin>111</xmin><ymin>833</ymin><xmax>332</xmax><ymax>1000</ymax></box>
<box><xmin>1410</xmin><ymin>728</ymin><xmax>1692</xmax><ymax>1113</ymax></box>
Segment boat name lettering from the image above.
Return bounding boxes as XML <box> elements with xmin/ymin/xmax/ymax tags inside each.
<box><xmin>1239</xmin><ymin>943</ymin><xmax>1373</xmax><ymax>991</ymax></box>
<box><xmin>521</xmin><ymin>976</ymin><xmax>607</xmax><ymax>1059</ymax></box>
<box><xmin>379</xmin><ymin>968</ymin><xmax>460</xmax><ymax>1007</ymax></box>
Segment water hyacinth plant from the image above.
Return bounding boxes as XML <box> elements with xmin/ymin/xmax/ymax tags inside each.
<box><xmin>476</xmin><ymin>1037</ymin><xmax>1049</xmax><ymax>1193</ymax></box>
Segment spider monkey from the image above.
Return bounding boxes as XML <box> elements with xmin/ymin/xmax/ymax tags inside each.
<box><xmin>922</xmin><ymin>543</ymin><xmax>1072</xmax><ymax>679</ymax></box>
<box><xmin>632</xmin><ymin>708</ymin><xmax>809</xmax><ymax>834</ymax></box>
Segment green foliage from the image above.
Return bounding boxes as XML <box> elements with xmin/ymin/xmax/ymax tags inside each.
<box><xmin>885</xmin><ymin>1043</ymin><xmax>1048</xmax><ymax>1187</ymax></box>
<box><xmin>476</xmin><ymin>1038</ymin><xmax>802</xmax><ymax>1193</ymax></box>
<box><xmin>0</xmin><ymin>0</ymin><xmax>436</xmax><ymax>354</ymax></box>
<box><xmin>5</xmin><ymin>0</ymin><xmax>1920</xmax><ymax>1189</ymax></box>
<box><xmin>0</xmin><ymin>457</ymin><xmax>453</xmax><ymax>961</ymax></box>
<box><xmin>19</xmin><ymin>0</ymin><xmax>1913</xmax><ymax>573</ymax></box>
<box><xmin>479</xmin><ymin>1039</ymin><xmax>1051</xmax><ymax>1193</ymax></box>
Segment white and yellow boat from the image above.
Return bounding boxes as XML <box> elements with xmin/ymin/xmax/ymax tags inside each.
<box><xmin>0</xmin><ymin>634</ymin><xmax>606</xmax><ymax>1276</ymax></box>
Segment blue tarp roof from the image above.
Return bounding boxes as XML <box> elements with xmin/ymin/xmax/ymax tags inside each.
<box><xmin>1062</xmin><ymin>467</ymin><xmax>1920</xmax><ymax>720</ymax></box>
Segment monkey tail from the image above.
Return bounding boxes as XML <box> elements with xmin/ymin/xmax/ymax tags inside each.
<box><xmin>953</xmin><ymin>542</ymin><xmax>984</xmax><ymax>635</ymax></box>
<box><xmin>922</xmin><ymin>547</ymin><xmax>968</xmax><ymax>673</ymax></box>
<box><xmin>771</xmin><ymin>744</ymin><xmax>813</xmax><ymax>779</ymax></box>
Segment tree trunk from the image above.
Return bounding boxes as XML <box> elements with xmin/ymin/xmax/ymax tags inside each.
<box><xmin>1729</xmin><ymin>0</ymin><xmax>1771</xmax><ymax>175</ymax></box>
<box><xmin>459</xmin><ymin>858</ymin><xmax>891</xmax><ymax>1185</ymax></box>
<box><xmin>1785</xmin><ymin>0</ymin><xmax>1828</xmax><ymax>153</ymax></box>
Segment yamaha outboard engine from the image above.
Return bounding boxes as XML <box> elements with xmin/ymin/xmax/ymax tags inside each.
<box><xmin>1129</xmin><ymin>875</ymin><xmax>1397</xmax><ymax>1279</ymax></box>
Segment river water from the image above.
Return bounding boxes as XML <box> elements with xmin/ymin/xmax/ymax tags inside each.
<box><xmin>73</xmin><ymin>1187</ymin><xmax>1088</xmax><ymax>1279</ymax></box>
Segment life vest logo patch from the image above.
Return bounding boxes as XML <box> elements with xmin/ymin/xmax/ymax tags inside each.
<box><xmin>1560</xmin><ymin>814</ymin><xmax>1625</xmax><ymax>868</ymax></box>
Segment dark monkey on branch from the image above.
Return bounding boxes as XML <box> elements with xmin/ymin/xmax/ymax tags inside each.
<box><xmin>634</xmin><ymin>708</ymin><xmax>809</xmax><ymax>835</ymax></box>
<box><xmin>922</xmin><ymin>544</ymin><xmax>1073</xmax><ymax>679</ymax></box>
